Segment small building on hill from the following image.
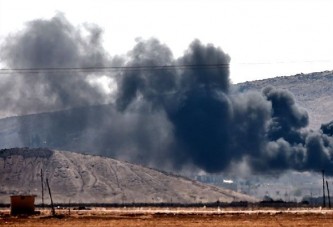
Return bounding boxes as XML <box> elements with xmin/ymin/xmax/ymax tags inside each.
<box><xmin>10</xmin><ymin>195</ymin><xmax>36</xmax><ymax>215</ymax></box>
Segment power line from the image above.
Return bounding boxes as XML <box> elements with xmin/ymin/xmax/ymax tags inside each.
<box><xmin>0</xmin><ymin>63</ymin><xmax>229</xmax><ymax>75</ymax></box>
<box><xmin>1</xmin><ymin>59</ymin><xmax>330</xmax><ymax>75</ymax></box>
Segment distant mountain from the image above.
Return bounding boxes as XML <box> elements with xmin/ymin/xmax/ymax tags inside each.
<box><xmin>236</xmin><ymin>70</ymin><xmax>333</xmax><ymax>129</ymax></box>
<box><xmin>0</xmin><ymin>148</ymin><xmax>255</xmax><ymax>204</ymax></box>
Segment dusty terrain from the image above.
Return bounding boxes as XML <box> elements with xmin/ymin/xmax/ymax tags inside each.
<box><xmin>0</xmin><ymin>148</ymin><xmax>255</xmax><ymax>204</ymax></box>
<box><xmin>2</xmin><ymin>208</ymin><xmax>333</xmax><ymax>226</ymax></box>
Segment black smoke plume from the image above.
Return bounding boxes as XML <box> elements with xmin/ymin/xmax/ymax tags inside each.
<box><xmin>321</xmin><ymin>121</ymin><xmax>333</xmax><ymax>136</ymax></box>
<box><xmin>1</xmin><ymin>15</ymin><xmax>333</xmax><ymax>175</ymax></box>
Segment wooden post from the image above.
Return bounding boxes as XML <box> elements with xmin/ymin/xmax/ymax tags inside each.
<box><xmin>46</xmin><ymin>178</ymin><xmax>55</xmax><ymax>216</ymax></box>
<box><xmin>326</xmin><ymin>181</ymin><xmax>331</xmax><ymax>209</ymax></box>
<box><xmin>41</xmin><ymin>169</ymin><xmax>44</xmax><ymax>208</ymax></box>
<box><xmin>322</xmin><ymin>170</ymin><xmax>326</xmax><ymax>207</ymax></box>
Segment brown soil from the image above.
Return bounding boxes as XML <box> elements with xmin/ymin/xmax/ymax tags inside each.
<box><xmin>1</xmin><ymin>208</ymin><xmax>333</xmax><ymax>227</ymax></box>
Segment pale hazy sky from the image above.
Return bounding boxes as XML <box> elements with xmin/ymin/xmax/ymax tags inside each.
<box><xmin>0</xmin><ymin>0</ymin><xmax>332</xmax><ymax>83</ymax></box>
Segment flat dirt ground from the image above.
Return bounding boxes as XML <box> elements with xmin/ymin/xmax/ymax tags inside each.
<box><xmin>2</xmin><ymin>208</ymin><xmax>333</xmax><ymax>227</ymax></box>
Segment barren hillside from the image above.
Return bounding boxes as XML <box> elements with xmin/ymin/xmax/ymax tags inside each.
<box><xmin>0</xmin><ymin>148</ymin><xmax>256</xmax><ymax>204</ymax></box>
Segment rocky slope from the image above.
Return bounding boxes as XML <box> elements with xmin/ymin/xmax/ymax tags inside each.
<box><xmin>0</xmin><ymin>148</ymin><xmax>256</xmax><ymax>204</ymax></box>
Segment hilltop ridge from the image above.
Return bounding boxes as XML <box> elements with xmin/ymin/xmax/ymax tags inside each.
<box><xmin>0</xmin><ymin>148</ymin><xmax>256</xmax><ymax>204</ymax></box>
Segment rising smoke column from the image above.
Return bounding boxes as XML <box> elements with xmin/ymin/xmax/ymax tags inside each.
<box><xmin>166</xmin><ymin>41</ymin><xmax>236</xmax><ymax>172</ymax></box>
<box><xmin>115</xmin><ymin>38</ymin><xmax>178</xmax><ymax>111</ymax></box>
<box><xmin>0</xmin><ymin>14</ymin><xmax>111</xmax><ymax>116</ymax></box>
<box><xmin>115</xmin><ymin>39</ymin><xmax>237</xmax><ymax>171</ymax></box>
<box><xmin>115</xmin><ymin>39</ymin><xmax>333</xmax><ymax>174</ymax></box>
<box><xmin>114</xmin><ymin>39</ymin><xmax>273</xmax><ymax>172</ymax></box>
<box><xmin>1</xmin><ymin>15</ymin><xmax>333</xmax><ymax>175</ymax></box>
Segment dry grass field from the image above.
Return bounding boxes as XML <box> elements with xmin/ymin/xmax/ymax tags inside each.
<box><xmin>2</xmin><ymin>208</ymin><xmax>333</xmax><ymax>227</ymax></box>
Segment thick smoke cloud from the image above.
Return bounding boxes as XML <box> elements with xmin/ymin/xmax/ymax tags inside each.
<box><xmin>115</xmin><ymin>38</ymin><xmax>177</xmax><ymax>111</ymax></box>
<box><xmin>0</xmin><ymin>14</ymin><xmax>111</xmax><ymax>116</ymax></box>
<box><xmin>263</xmin><ymin>86</ymin><xmax>308</xmax><ymax>143</ymax></box>
<box><xmin>1</xmin><ymin>15</ymin><xmax>333</xmax><ymax>175</ymax></box>
<box><xmin>114</xmin><ymin>38</ymin><xmax>333</xmax><ymax>174</ymax></box>
<box><xmin>321</xmin><ymin>121</ymin><xmax>333</xmax><ymax>136</ymax></box>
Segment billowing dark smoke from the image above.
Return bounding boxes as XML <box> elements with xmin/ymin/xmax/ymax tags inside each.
<box><xmin>1</xmin><ymin>15</ymin><xmax>333</xmax><ymax>175</ymax></box>
<box><xmin>115</xmin><ymin>38</ymin><xmax>177</xmax><ymax>111</ymax></box>
<box><xmin>321</xmin><ymin>121</ymin><xmax>333</xmax><ymax>136</ymax></box>
<box><xmin>114</xmin><ymin>38</ymin><xmax>333</xmax><ymax>174</ymax></box>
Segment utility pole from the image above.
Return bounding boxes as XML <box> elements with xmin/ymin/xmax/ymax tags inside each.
<box><xmin>46</xmin><ymin>178</ymin><xmax>55</xmax><ymax>216</ymax></box>
<box><xmin>322</xmin><ymin>170</ymin><xmax>326</xmax><ymax>208</ymax></box>
<box><xmin>41</xmin><ymin>169</ymin><xmax>44</xmax><ymax>208</ymax></box>
<box><xmin>326</xmin><ymin>181</ymin><xmax>331</xmax><ymax>209</ymax></box>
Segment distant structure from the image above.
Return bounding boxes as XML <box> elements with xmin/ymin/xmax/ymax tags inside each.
<box><xmin>10</xmin><ymin>195</ymin><xmax>37</xmax><ymax>215</ymax></box>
